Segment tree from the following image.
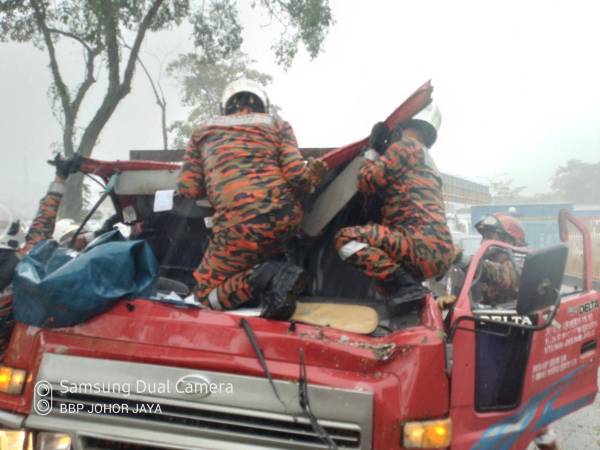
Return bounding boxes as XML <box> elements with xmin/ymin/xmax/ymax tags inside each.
<box><xmin>0</xmin><ymin>0</ymin><xmax>333</xmax><ymax>218</ymax></box>
<box><xmin>550</xmin><ymin>159</ymin><xmax>600</xmax><ymax>204</ymax></box>
<box><xmin>167</xmin><ymin>50</ymin><xmax>273</xmax><ymax>148</ymax></box>
<box><xmin>133</xmin><ymin>46</ymin><xmax>170</xmax><ymax>150</ymax></box>
<box><xmin>490</xmin><ymin>177</ymin><xmax>527</xmax><ymax>203</ymax></box>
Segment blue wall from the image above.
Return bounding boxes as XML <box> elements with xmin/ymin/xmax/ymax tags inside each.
<box><xmin>470</xmin><ymin>204</ymin><xmax>573</xmax><ymax>249</ymax></box>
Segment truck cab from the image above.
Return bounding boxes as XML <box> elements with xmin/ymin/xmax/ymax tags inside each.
<box><xmin>0</xmin><ymin>153</ymin><xmax>598</xmax><ymax>450</ymax></box>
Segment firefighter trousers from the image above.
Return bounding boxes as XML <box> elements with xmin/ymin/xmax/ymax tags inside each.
<box><xmin>193</xmin><ymin>204</ymin><xmax>302</xmax><ymax>309</ymax></box>
<box><xmin>334</xmin><ymin>223</ymin><xmax>454</xmax><ymax>281</ymax></box>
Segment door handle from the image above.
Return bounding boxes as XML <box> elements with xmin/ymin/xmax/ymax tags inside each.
<box><xmin>581</xmin><ymin>340</ymin><xmax>597</xmax><ymax>354</ymax></box>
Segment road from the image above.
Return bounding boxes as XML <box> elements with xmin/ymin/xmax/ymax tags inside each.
<box><xmin>555</xmin><ymin>373</ymin><xmax>600</xmax><ymax>449</ymax></box>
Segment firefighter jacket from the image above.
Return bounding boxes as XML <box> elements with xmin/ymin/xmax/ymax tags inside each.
<box><xmin>18</xmin><ymin>182</ymin><xmax>64</xmax><ymax>258</ymax></box>
<box><xmin>357</xmin><ymin>135</ymin><xmax>452</xmax><ymax>244</ymax></box>
<box><xmin>177</xmin><ymin>113</ymin><xmax>320</xmax><ymax>233</ymax></box>
<box><xmin>480</xmin><ymin>248</ymin><xmax>520</xmax><ymax>304</ymax></box>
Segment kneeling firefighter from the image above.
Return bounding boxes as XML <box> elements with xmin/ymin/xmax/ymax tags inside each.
<box><xmin>335</xmin><ymin>104</ymin><xmax>455</xmax><ymax>311</ymax></box>
<box><xmin>176</xmin><ymin>79</ymin><xmax>328</xmax><ymax>318</ymax></box>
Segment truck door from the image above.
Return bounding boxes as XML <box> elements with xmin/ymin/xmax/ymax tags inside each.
<box><xmin>448</xmin><ymin>210</ymin><xmax>599</xmax><ymax>450</ymax></box>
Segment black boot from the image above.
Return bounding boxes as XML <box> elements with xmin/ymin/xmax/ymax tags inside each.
<box><xmin>378</xmin><ymin>267</ymin><xmax>429</xmax><ymax>315</ymax></box>
<box><xmin>248</xmin><ymin>261</ymin><xmax>310</xmax><ymax>320</ymax></box>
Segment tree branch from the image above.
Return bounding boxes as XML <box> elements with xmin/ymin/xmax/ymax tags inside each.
<box><xmin>123</xmin><ymin>39</ymin><xmax>165</xmax><ymax>109</ymax></box>
<box><xmin>30</xmin><ymin>0</ymin><xmax>74</xmax><ymax>154</ymax></box>
<box><xmin>45</xmin><ymin>26</ymin><xmax>101</xmax><ymax>155</ymax></box>
<box><xmin>122</xmin><ymin>38</ymin><xmax>168</xmax><ymax>149</ymax></box>
<box><xmin>120</xmin><ymin>0</ymin><xmax>165</xmax><ymax>96</ymax></box>
<box><xmin>47</xmin><ymin>27</ymin><xmax>93</xmax><ymax>54</ymax></box>
<box><xmin>100</xmin><ymin>0</ymin><xmax>120</xmax><ymax>91</ymax></box>
<box><xmin>77</xmin><ymin>0</ymin><xmax>165</xmax><ymax>156</ymax></box>
<box><xmin>70</xmin><ymin>46</ymin><xmax>100</xmax><ymax>119</ymax></box>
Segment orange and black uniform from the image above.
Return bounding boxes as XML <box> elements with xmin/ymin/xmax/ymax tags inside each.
<box><xmin>479</xmin><ymin>248</ymin><xmax>519</xmax><ymax>304</ymax></box>
<box><xmin>335</xmin><ymin>135</ymin><xmax>454</xmax><ymax>282</ymax></box>
<box><xmin>177</xmin><ymin>113</ymin><xmax>320</xmax><ymax>309</ymax></box>
<box><xmin>18</xmin><ymin>190</ymin><xmax>62</xmax><ymax>257</ymax></box>
<box><xmin>0</xmin><ymin>186</ymin><xmax>63</xmax><ymax>359</ymax></box>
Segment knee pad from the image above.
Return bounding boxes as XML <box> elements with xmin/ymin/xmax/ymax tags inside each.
<box><xmin>337</xmin><ymin>240</ymin><xmax>368</xmax><ymax>261</ymax></box>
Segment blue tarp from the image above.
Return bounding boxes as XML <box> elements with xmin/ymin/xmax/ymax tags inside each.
<box><xmin>13</xmin><ymin>231</ymin><xmax>158</xmax><ymax>328</ymax></box>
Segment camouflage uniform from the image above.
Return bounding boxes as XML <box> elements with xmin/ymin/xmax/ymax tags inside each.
<box><xmin>0</xmin><ymin>183</ymin><xmax>63</xmax><ymax>359</ymax></box>
<box><xmin>177</xmin><ymin>113</ymin><xmax>320</xmax><ymax>309</ymax></box>
<box><xmin>479</xmin><ymin>248</ymin><xmax>520</xmax><ymax>304</ymax></box>
<box><xmin>18</xmin><ymin>188</ymin><xmax>63</xmax><ymax>257</ymax></box>
<box><xmin>335</xmin><ymin>136</ymin><xmax>454</xmax><ymax>282</ymax></box>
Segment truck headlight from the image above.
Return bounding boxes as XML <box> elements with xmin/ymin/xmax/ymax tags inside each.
<box><xmin>403</xmin><ymin>418</ymin><xmax>452</xmax><ymax>448</ymax></box>
<box><xmin>0</xmin><ymin>430</ymin><xmax>29</xmax><ymax>450</ymax></box>
<box><xmin>37</xmin><ymin>433</ymin><xmax>71</xmax><ymax>450</ymax></box>
<box><xmin>0</xmin><ymin>366</ymin><xmax>27</xmax><ymax>395</ymax></box>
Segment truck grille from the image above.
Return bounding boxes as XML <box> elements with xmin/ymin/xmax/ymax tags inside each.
<box><xmin>82</xmin><ymin>438</ymin><xmax>177</xmax><ymax>450</ymax></box>
<box><xmin>30</xmin><ymin>354</ymin><xmax>373</xmax><ymax>450</ymax></box>
<box><xmin>52</xmin><ymin>390</ymin><xmax>361</xmax><ymax>448</ymax></box>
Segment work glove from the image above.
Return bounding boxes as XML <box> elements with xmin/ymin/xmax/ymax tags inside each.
<box><xmin>48</xmin><ymin>153</ymin><xmax>82</xmax><ymax>179</ymax></box>
<box><xmin>307</xmin><ymin>157</ymin><xmax>329</xmax><ymax>187</ymax></box>
<box><xmin>436</xmin><ymin>295</ymin><xmax>457</xmax><ymax>310</ymax></box>
<box><xmin>369</xmin><ymin>121</ymin><xmax>390</xmax><ymax>154</ymax></box>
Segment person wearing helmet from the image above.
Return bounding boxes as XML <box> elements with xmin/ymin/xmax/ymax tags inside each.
<box><xmin>176</xmin><ymin>78</ymin><xmax>328</xmax><ymax>316</ymax></box>
<box><xmin>474</xmin><ymin>213</ymin><xmax>526</xmax><ymax>304</ymax></box>
<box><xmin>334</xmin><ymin>103</ymin><xmax>455</xmax><ymax>309</ymax></box>
<box><xmin>0</xmin><ymin>154</ymin><xmax>81</xmax><ymax>359</ymax></box>
<box><xmin>473</xmin><ymin>214</ymin><xmax>559</xmax><ymax>450</ymax></box>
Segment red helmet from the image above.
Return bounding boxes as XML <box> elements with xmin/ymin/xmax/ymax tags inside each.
<box><xmin>475</xmin><ymin>213</ymin><xmax>526</xmax><ymax>246</ymax></box>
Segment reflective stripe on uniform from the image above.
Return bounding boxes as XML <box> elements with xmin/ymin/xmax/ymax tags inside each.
<box><xmin>48</xmin><ymin>181</ymin><xmax>65</xmax><ymax>195</ymax></box>
<box><xmin>338</xmin><ymin>240</ymin><xmax>369</xmax><ymax>260</ymax></box>
<box><xmin>208</xmin><ymin>288</ymin><xmax>222</xmax><ymax>310</ymax></box>
<box><xmin>206</xmin><ymin>114</ymin><xmax>275</xmax><ymax>128</ymax></box>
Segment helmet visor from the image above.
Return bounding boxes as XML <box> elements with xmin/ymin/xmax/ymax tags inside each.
<box><xmin>224</xmin><ymin>92</ymin><xmax>266</xmax><ymax>115</ymax></box>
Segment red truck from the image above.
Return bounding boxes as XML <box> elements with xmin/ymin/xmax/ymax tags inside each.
<box><xmin>0</xmin><ymin>84</ymin><xmax>598</xmax><ymax>449</ymax></box>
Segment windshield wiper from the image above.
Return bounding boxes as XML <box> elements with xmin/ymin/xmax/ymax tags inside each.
<box><xmin>239</xmin><ymin>318</ymin><xmax>287</xmax><ymax>410</ymax></box>
<box><xmin>298</xmin><ymin>348</ymin><xmax>338</xmax><ymax>449</ymax></box>
<box><xmin>239</xmin><ymin>319</ymin><xmax>337</xmax><ymax>449</ymax></box>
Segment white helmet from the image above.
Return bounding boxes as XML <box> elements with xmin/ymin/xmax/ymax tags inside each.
<box><xmin>408</xmin><ymin>102</ymin><xmax>442</xmax><ymax>148</ymax></box>
<box><xmin>53</xmin><ymin>219</ymin><xmax>80</xmax><ymax>245</ymax></box>
<box><xmin>221</xmin><ymin>78</ymin><xmax>269</xmax><ymax>115</ymax></box>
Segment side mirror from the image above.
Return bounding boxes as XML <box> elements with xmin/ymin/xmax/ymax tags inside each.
<box><xmin>449</xmin><ymin>244</ymin><xmax>569</xmax><ymax>340</ymax></box>
<box><xmin>516</xmin><ymin>244</ymin><xmax>568</xmax><ymax>315</ymax></box>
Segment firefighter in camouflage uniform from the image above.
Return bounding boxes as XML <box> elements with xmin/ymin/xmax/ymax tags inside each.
<box><xmin>335</xmin><ymin>104</ymin><xmax>454</xmax><ymax>306</ymax></box>
<box><xmin>474</xmin><ymin>213</ymin><xmax>525</xmax><ymax>304</ymax></box>
<box><xmin>0</xmin><ymin>155</ymin><xmax>81</xmax><ymax>359</ymax></box>
<box><xmin>176</xmin><ymin>79</ymin><xmax>328</xmax><ymax>318</ymax></box>
<box><xmin>474</xmin><ymin>214</ymin><xmax>558</xmax><ymax>449</ymax></box>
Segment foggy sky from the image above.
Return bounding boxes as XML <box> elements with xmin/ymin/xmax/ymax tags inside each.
<box><xmin>1</xmin><ymin>0</ymin><xmax>600</xmax><ymax>219</ymax></box>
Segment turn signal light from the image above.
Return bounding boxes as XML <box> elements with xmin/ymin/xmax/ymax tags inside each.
<box><xmin>403</xmin><ymin>418</ymin><xmax>452</xmax><ymax>448</ymax></box>
<box><xmin>0</xmin><ymin>430</ymin><xmax>31</xmax><ymax>450</ymax></box>
<box><xmin>0</xmin><ymin>366</ymin><xmax>27</xmax><ymax>395</ymax></box>
<box><xmin>37</xmin><ymin>432</ymin><xmax>72</xmax><ymax>450</ymax></box>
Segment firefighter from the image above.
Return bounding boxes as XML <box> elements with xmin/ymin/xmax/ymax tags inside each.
<box><xmin>473</xmin><ymin>213</ymin><xmax>526</xmax><ymax>304</ymax></box>
<box><xmin>0</xmin><ymin>154</ymin><xmax>81</xmax><ymax>359</ymax></box>
<box><xmin>473</xmin><ymin>214</ymin><xmax>559</xmax><ymax>450</ymax></box>
<box><xmin>334</xmin><ymin>104</ymin><xmax>454</xmax><ymax>308</ymax></box>
<box><xmin>176</xmin><ymin>79</ymin><xmax>328</xmax><ymax>318</ymax></box>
